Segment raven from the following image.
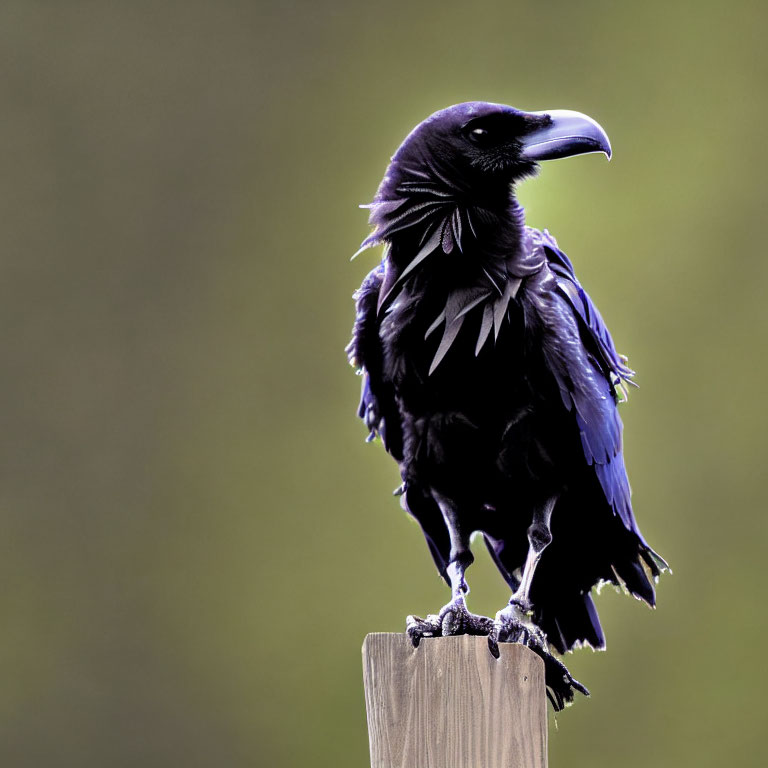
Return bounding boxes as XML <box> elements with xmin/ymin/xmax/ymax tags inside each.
<box><xmin>347</xmin><ymin>102</ymin><xmax>666</xmax><ymax>708</ymax></box>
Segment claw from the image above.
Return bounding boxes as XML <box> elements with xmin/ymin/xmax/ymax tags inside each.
<box><xmin>406</xmin><ymin>615</ymin><xmax>423</xmax><ymax>647</ymax></box>
<box><xmin>410</xmin><ymin>601</ymin><xmax>588</xmax><ymax>711</ymax></box>
<box><xmin>488</xmin><ymin>603</ymin><xmax>588</xmax><ymax>711</ymax></box>
<box><xmin>406</xmin><ymin>600</ymin><xmax>493</xmax><ymax>646</ymax></box>
<box><xmin>406</xmin><ymin>613</ymin><xmax>443</xmax><ymax>647</ymax></box>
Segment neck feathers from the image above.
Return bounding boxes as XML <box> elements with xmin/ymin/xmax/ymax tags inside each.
<box><xmin>358</xmin><ymin>157</ymin><xmax>533</xmax><ymax>280</ymax></box>
<box><xmin>358</xmin><ymin>159</ymin><xmax>550</xmax><ymax>375</ymax></box>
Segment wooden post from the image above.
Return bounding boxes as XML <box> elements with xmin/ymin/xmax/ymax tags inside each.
<box><xmin>362</xmin><ymin>633</ymin><xmax>547</xmax><ymax>768</ymax></box>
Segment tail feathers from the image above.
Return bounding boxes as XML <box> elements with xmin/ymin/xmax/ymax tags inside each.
<box><xmin>580</xmin><ymin>593</ymin><xmax>606</xmax><ymax>648</ymax></box>
<box><xmin>536</xmin><ymin>543</ymin><xmax>668</xmax><ymax>653</ymax></box>
<box><xmin>611</xmin><ymin>542</ymin><xmax>670</xmax><ymax>607</ymax></box>
<box><xmin>641</xmin><ymin>546</ymin><xmax>670</xmax><ymax>579</ymax></box>
<box><xmin>616</xmin><ymin>560</ymin><xmax>655</xmax><ymax>605</ymax></box>
<box><xmin>538</xmin><ymin>592</ymin><xmax>606</xmax><ymax>655</ymax></box>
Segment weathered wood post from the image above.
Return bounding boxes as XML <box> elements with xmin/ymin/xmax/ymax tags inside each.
<box><xmin>362</xmin><ymin>633</ymin><xmax>547</xmax><ymax>768</ymax></box>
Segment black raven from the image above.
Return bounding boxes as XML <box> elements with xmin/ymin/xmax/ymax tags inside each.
<box><xmin>347</xmin><ymin>102</ymin><xmax>666</xmax><ymax>708</ymax></box>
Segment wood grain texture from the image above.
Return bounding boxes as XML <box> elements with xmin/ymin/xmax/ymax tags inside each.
<box><xmin>362</xmin><ymin>633</ymin><xmax>547</xmax><ymax>768</ymax></box>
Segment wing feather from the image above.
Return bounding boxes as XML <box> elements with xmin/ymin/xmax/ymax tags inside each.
<box><xmin>346</xmin><ymin>262</ymin><xmax>404</xmax><ymax>460</ymax></box>
<box><xmin>534</xmin><ymin>233</ymin><xmax>642</xmax><ymax>538</ymax></box>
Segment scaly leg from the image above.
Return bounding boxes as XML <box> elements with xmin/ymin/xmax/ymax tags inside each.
<box><xmin>488</xmin><ymin>498</ymin><xmax>554</xmax><ymax>652</ymax></box>
<box><xmin>488</xmin><ymin>497</ymin><xmax>589</xmax><ymax>710</ymax></box>
<box><xmin>508</xmin><ymin>497</ymin><xmax>555</xmax><ymax>608</ymax></box>
<box><xmin>407</xmin><ymin>492</ymin><xmax>493</xmax><ymax>646</ymax></box>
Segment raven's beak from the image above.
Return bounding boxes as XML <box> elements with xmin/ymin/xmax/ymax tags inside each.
<box><xmin>520</xmin><ymin>110</ymin><xmax>612</xmax><ymax>162</ymax></box>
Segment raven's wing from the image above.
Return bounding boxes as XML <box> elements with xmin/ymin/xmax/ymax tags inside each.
<box><xmin>542</xmin><ymin>231</ymin><xmax>634</xmax><ymax>395</ymax></box>
<box><xmin>348</xmin><ymin>264</ymin><xmax>450</xmax><ymax>579</ymax></box>
<box><xmin>524</xmin><ymin>233</ymin><xmax>665</xmax><ymax>651</ymax></box>
<box><xmin>536</xmin><ymin>231</ymin><xmax>656</xmax><ymax>554</ymax></box>
<box><xmin>346</xmin><ymin>262</ymin><xmax>404</xmax><ymax>461</ymax></box>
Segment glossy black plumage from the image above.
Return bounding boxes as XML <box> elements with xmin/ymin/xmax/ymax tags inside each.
<box><xmin>347</xmin><ymin>103</ymin><xmax>665</xmax><ymax>698</ymax></box>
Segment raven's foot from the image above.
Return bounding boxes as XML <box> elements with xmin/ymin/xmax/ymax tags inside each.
<box><xmin>489</xmin><ymin>602</ymin><xmax>590</xmax><ymax>712</ymax></box>
<box><xmin>406</xmin><ymin>597</ymin><xmax>493</xmax><ymax>647</ymax></box>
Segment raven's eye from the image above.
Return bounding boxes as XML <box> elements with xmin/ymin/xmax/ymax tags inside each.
<box><xmin>468</xmin><ymin>126</ymin><xmax>491</xmax><ymax>146</ymax></box>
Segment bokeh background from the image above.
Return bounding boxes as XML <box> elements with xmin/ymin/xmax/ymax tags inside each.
<box><xmin>1</xmin><ymin>1</ymin><xmax>766</xmax><ymax>766</ymax></box>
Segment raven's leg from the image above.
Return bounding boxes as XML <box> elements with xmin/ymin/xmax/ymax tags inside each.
<box><xmin>489</xmin><ymin>497</ymin><xmax>555</xmax><ymax>651</ymax></box>
<box><xmin>509</xmin><ymin>497</ymin><xmax>555</xmax><ymax>612</ymax></box>
<box><xmin>406</xmin><ymin>492</ymin><xmax>493</xmax><ymax>646</ymax></box>
<box><xmin>488</xmin><ymin>497</ymin><xmax>589</xmax><ymax>710</ymax></box>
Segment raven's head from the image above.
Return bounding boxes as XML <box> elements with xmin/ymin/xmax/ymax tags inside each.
<box><xmin>388</xmin><ymin>101</ymin><xmax>611</xmax><ymax>192</ymax></box>
<box><xmin>358</xmin><ymin>102</ymin><xmax>611</xmax><ymax>280</ymax></box>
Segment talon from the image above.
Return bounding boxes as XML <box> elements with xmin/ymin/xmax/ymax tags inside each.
<box><xmin>407</xmin><ymin>600</ymin><xmax>493</xmax><ymax>645</ymax></box>
<box><xmin>406</xmin><ymin>615</ymin><xmax>422</xmax><ymax>647</ymax></box>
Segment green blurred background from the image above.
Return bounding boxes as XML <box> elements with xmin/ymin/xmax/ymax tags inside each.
<box><xmin>1</xmin><ymin>1</ymin><xmax>766</xmax><ymax>766</ymax></box>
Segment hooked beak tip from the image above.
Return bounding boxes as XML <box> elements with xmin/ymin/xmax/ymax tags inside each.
<box><xmin>520</xmin><ymin>109</ymin><xmax>612</xmax><ymax>164</ymax></box>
